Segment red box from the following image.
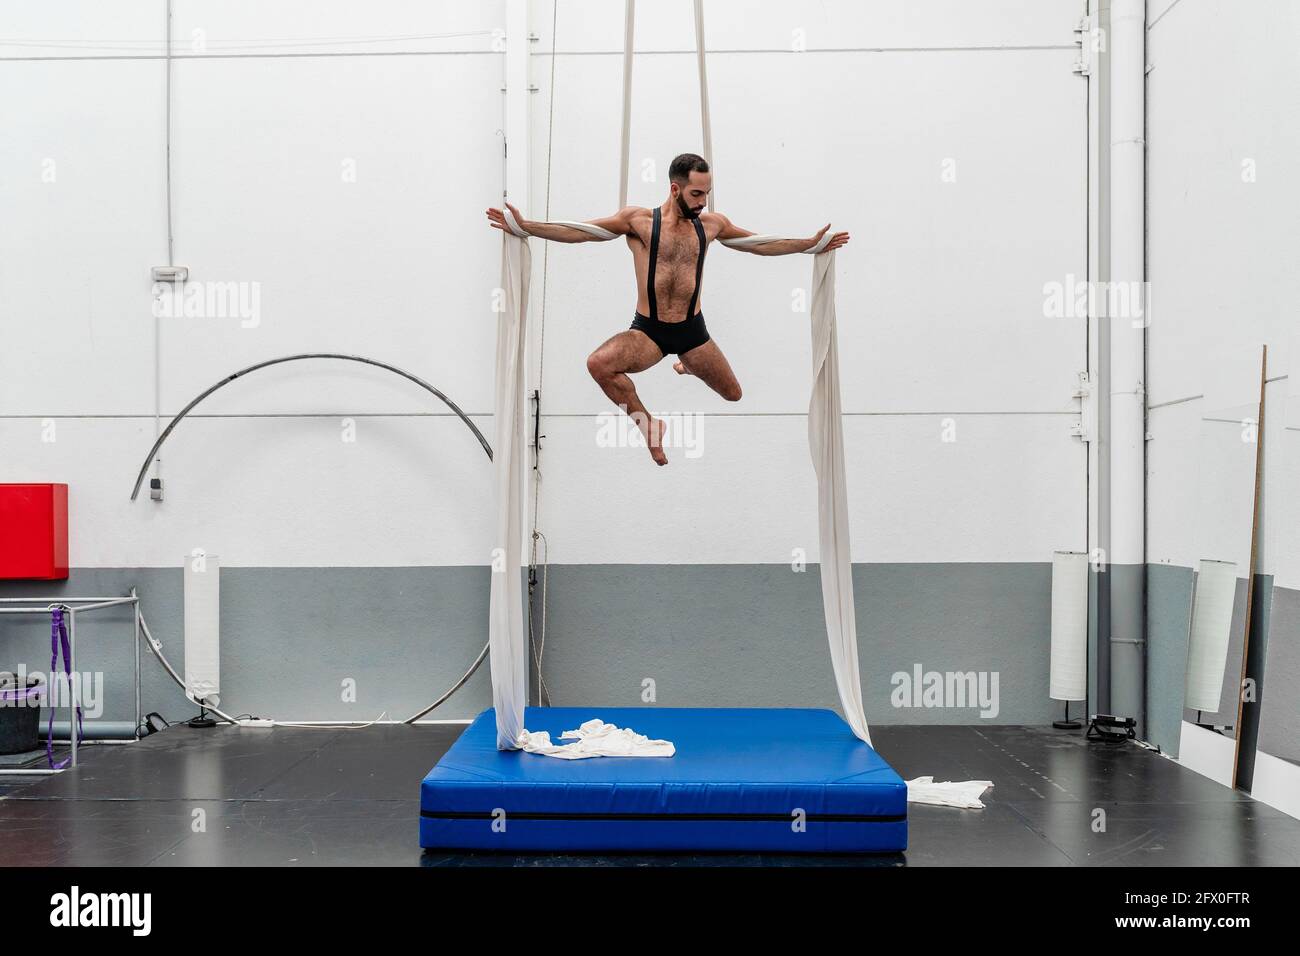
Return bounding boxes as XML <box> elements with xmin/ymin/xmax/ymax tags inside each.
<box><xmin>0</xmin><ymin>484</ymin><xmax>69</xmax><ymax>580</ymax></box>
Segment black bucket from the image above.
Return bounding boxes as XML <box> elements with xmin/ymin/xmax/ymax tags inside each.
<box><xmin>0</xmin><ymin>672</ymin><xmax>43</xmax><ymax>755</ymax></box>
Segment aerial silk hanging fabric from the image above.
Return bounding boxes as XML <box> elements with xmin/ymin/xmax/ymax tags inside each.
<box><xmin>489</xmin><ymin>233</ymin><xmax>531</xmax><ymax>751</ymax></box>
<box><xmin>804</xmin><ymin>249</ymin><xmax>873</xmax><ymax>747</ymax></box>
<box><xmin>488</xmin><ymin>0</ymin><xmax>993</xmax><ymax>808</ymax></box>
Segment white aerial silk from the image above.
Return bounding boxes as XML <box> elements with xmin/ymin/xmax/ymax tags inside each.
<box><xmin>804</xmin><ymin>249</ymin><xmax>872</xmax><ymax>747</ymax></box>
<box><xmin>489</xmin><ymin>233</ymin><xmax>531</xmax><ymax>750</ymax></box>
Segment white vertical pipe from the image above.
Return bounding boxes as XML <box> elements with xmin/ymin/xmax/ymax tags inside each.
<box><xmin>1085</xmin><ymin>0</ymin><xmax>1103</xmax><ymax>565</ymax></box>
<box><xmin>132</xmin><ymin>587</ymin><xmax>141</xmax><ymax>740</ymax></box>
<box><xmin>1108</xmin><ymin>0</ymin><xmax>1146</xmax><ymax>726</ymax></box>
<box><xmin>154</xmin><ymin>0</ymin><xmax>173</xmax><ymax>488</ymax></box>
<box><xmin>1109</xmin><ymin>0</ymin><xmax>1145</xmax><ymax>565</ymax></box>
<box><xmin>1085</xmin><ymin>0</ymin><xmax>1104</xmax><ymax>711</ymax></box>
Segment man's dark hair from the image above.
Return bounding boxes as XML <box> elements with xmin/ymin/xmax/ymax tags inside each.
<box><xmin>669</xmin><ymin>153</ymin><xmax>710</xmax><ymax>185</ymax></box>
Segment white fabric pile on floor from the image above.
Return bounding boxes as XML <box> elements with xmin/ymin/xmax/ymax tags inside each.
<box><xmin>517</xmin><ymin>720</ymin><xmax>676</xmax><ymax>759</ymax></box>
<box><xmin>905</xmin><ymin>777</ymin><xmax>995</xmax><ymax>809</ymax></box>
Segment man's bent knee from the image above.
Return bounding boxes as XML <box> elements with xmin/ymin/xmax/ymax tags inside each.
<box><xmin>586</xmin><ymin>351</ymin><xmax>610</xmax><ymax>382</ymax></box>
<box><xmin>723</xmin><ymin>383</ymin><xmax>743</xmax><ymax>402</ymax></box>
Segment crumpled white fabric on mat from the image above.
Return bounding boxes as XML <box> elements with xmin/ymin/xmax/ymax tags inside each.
<box><xmin>905</xmin><ymin>776</ymin><xmax>994</xmax><ymax>809</ymax></box>
<box><xmin>517</xmin><ymin>720</ymin><xmax>676</xmax><ymax>759</ymax></box>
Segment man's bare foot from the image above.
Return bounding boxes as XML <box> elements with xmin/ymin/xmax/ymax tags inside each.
<box><xmin>643</xmin><ymin>415</ymin><xmax>668</xmax><ymax>465</ymax></box>
<box><xmin>673</xmin><ymin>361</ymin><xmax>691</xmax><ymax>376</ymax></box>
<box><xmin>626</xmin><ymin>409</ymin><xmax>668</xmax><ymax>465</ymax></box>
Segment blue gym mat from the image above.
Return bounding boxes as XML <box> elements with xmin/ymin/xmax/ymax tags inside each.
<box><xmin>419</xmin><ymin>707</ymin><xmax>908</xmax><ymax>853</ymax></box>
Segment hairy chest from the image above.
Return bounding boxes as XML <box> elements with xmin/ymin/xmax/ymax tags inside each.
<box><xmin>655</xmin><ymin>226</ymin><xmax>706</xmax><ymax>271</ymax></box>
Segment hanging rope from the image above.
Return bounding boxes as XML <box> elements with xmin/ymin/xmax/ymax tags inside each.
<box><xmin>692</xmin><ymin>0</ymin><xmax>715</xmax><ymax>212</ymax></box>
<box><xmin>618</xmin><ymin>0</ymin><xmax>635</xmax><ymax>209</ymax></box>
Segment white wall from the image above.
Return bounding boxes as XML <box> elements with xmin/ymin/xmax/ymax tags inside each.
<box><xmin>1</xmin><ymin>0</ymin><xmax>1089</xmax><ymax>569</ymax></box>
<box><xmin>1145</xmin><ymin>0</ymin><xmax>1300</xmax><ymax>579</ymax></box>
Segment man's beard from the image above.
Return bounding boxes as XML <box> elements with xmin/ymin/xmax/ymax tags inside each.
<box><xmin>676</xmin><ymin>194</ymin><xmax>701</xmax><ymax>219</ymax></box>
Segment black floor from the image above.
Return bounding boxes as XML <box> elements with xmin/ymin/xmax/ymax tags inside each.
<box><xmin>1</xmin><ymin>722</ymin><xmax>1296</xmax><ymax>866</ymax></box>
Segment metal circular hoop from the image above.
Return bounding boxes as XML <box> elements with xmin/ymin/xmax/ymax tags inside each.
<box><xmin>127</xmin><ymin>352</ymin><xmax>495</xmax><ymax>725</ymax></box>
<box><xmin>129</xmin><ymin>352</ymin><xmax>492</xmax><ymax>500</ymax></box>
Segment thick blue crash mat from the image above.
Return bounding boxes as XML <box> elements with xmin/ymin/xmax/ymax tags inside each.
<box><xmin>420</xmin><ymin>707</ymin><xmax>907</xmax><ymax>853</ymax></box>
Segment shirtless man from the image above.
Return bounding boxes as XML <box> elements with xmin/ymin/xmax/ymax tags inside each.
<box><xmin>486</xmin><ymin>152</ymin><xmax>849</xmax><ymax>465</ymax></box>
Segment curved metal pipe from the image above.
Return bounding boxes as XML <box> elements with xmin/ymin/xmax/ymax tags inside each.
<box><xmin>139</xmin><ymin>605</ymin><xmax>489</xmax><ymax>727</ymax></box>
<box><xmin>130</xmin><ymin>352</ymin><xmax>492</xmax><ymax>500</ymax></box>
<box><xmin>138</xmin><ymin>610</ymin><xmax>240</xmax><ymax>726</ymax></box>
<box><xmin>403</xmin><ymin>640</ymin><xmax>490</xmax><ymax>724</ymax></box>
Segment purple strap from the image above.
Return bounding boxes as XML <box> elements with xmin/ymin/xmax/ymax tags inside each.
<box><xmin>0</xmin><ymin>683</ymin><xmax>41</xmax><ymax>704</ymax></box>
<box><xmin>48</xmin><ymin>608</ymin><xmax>84</xmax><ymax>770</ymax></box>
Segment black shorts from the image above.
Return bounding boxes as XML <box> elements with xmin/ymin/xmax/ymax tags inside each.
<box><xmin>630</xmin><ymin>311</ymin><xmax>710</xmax><ymax>356</ymax></box>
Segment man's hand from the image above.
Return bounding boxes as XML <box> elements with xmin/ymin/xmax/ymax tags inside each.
<box><xmin>486</xmin><ymin>201</ymin><xmax>525</xmax><ymax>233</ymax></box>
<box><xmin>809</xmin><ymin>224</ymin><xmax>850</xmax><ymax>253</ymax></box>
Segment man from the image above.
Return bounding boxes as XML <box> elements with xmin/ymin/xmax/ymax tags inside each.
<box><xmin>486</xmin><ymin>153</ymin><xmax>849</xmax><ymax>465</ymax></box>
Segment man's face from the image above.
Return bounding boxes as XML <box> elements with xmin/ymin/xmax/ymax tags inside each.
<box><xmin>673</xmin><ymin>171</ymin><xmax>711</xmax><ymax>219</ymax></box>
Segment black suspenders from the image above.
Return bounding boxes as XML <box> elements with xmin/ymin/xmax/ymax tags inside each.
<box><xmin>686</xmin><ymin>215</ymin><xmax>706</xmax><ymax>320</ymax></box>
<box><xmin>648</xmin><ymin>207</ymin><xmax>661</xmax><ymax>321</ymax></box>
<box><xmin>648</xmin><ymin>207</ymin><xmax>707</xmax><ymax>322</ymax></box>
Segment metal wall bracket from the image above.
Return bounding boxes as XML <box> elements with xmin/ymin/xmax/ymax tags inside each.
<box><xmin>1073</xmin><ymin>15</ymin><xmax>1095</xmax><ymax>76</ymax></box>
<box><xmin>1071</xmin><ymin>370</ymin><xmax>1098</xmax><ymax>441</ymax></box>
<box><xmin>151</xmin><ymin>265</ymin><xmax>188</xmax><ymax>283</ymax></box>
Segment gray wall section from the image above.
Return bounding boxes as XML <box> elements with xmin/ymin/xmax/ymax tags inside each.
<box><xmin>1088</xmin><ymin>566</ymin><xmax>1101</xmax><ymax>718</ymax></box>
<box><xmin>1108</xmin><ymin>563</ymin><xmax>1147</xmax><ymax>737</ymax></box>
<box><xmin>1146</xmin><ymin>563</ymin><xmax>1192</xmax><ymax>757</ymax></box>
<box><xmin>0</xmin><ymin>563</ymin><xmax>1058</xmax><ymax>727</ymax></box>
<box><xmin>0</xmin><ymin>568</ymin><xmax>495</xmax><ymax>727</ymax></box>
<box><xmin>1259</xmin><ymin>585</ymin><xmax>1300</xmax><ymax>765</ymax></box>
<box><xmin>535</xmin><ymin>562</ymin><xmax>1054</xmax><ymax>724</ymax></box>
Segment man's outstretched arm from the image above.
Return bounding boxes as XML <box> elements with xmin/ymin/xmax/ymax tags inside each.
<box><xmin>486</xmin><ymin>201</ymin><xmax>635</xmax><ymax>243</ymax></box>
<box><xmin>713</xmin><ymin>212</ymin><xmax>850</xmax><ymax>255</ymax></box>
